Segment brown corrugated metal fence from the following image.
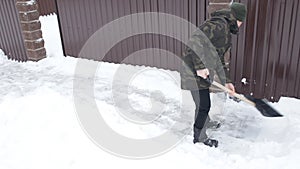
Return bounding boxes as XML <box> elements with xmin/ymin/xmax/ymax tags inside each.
<box><xmin>37</xmin><ymin>0</ymin><xmax>57</xmax><ymax>16</ymax></box>
<box><xmin>0</xmin><ymin>0</ymin><xmax>28</xmax><ymax>61</ymax></box>
<box><xmin>56</xmin><ymin>0</ymin><xmax>208</xmax><ymax>71</ymax></box>
<box><xmin>0</xmin><ymin>0</ymin><xmax>298</xmax><ymax>101</ymax></box>
<box><xmin>231</xmin><ymin>0</ymin><xmax>300</xmax><ymax>101</ymax></box>
<box><xmin>54</xmin><ymin>0</ymin><xmax>300</xmax><ymax>101</ymax></box>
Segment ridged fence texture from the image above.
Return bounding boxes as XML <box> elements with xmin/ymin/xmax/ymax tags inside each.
<box><xmin>37</xmin><ymin>0</ymin><xmax>57</xmax><ymax>16</ymax></box>
<box><xmin>0</xmin><ymin>0</ymin><xmax>28</xmax><ymax>61</ymax></box>
<box><xmin>230</xmin><ymin>0</ymin><xmax>300</xmax><ymax>102</ymax></box>
<box><xmin>56</xmin><ymin>0</ymin><xmax>208</xmax><ymax>71</ymax></box>
<box><xmin>55</xmin><ymin>0</ymin><xmax>300</xmax><ymax>102</ymax></box>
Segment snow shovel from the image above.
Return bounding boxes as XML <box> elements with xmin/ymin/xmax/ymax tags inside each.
<box><xmin>211</xmin><ymin>81</ymin><xmax>283</xmax><ymax>117</ymax></box>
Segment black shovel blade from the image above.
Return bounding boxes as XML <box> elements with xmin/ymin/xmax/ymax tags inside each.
<box><xmin>244</xmin><ymin>95</ymin><xmax>283</xmax><ymax>117</ymax></box>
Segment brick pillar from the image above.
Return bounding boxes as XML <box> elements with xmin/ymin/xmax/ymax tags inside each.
<box><xmin>16</xmin><ymin>0</ymin><xmax>46</xmax><ymax>61</ymax></box>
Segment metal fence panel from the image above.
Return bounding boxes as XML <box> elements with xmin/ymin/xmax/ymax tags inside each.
<box><xmin>0</xmin><ymin>0</ymin><xmax>28</xmax><ymax>61</ymax></box>
<box><xmin>55</xmin><ymin>0</ymin><xmax>300</xmax><ymax>101</ymax></box>
<box><xmin>231</xmin><ymin>0</ymin><xmax>300</xmax><ymax>101</ymax></box>
<box><xmin>37</xmin><ymin>0</ymin><xmax>57</xmax><ymax>16</ymax></box>
<box><xmin>56</xmin><ymin>0</ymin><xmax>207</xmax><ymax>71</ymax></box>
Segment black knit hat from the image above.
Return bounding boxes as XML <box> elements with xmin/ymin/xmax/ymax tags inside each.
<box><xmin>230</xmin><ymin>2</ymin><xmax>247</xmax><ymax>22</ymax></box>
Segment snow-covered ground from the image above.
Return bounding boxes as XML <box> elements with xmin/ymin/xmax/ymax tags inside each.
<box><xmin>1</xmin><ymin>14</ymin><xmax>300</xmax><ymax>169</ymax></box>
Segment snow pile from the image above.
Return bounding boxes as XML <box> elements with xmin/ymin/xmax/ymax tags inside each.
<box><xmin>0</xmin><ymin>49</ymin><xmax>7</xmax><ymax>61</ymax></box>
<box><xmin>0</xmin><ymin>14</ymin><xmax>300</xmax><ymax>169</ymax></box>
<box><xmin>40</xmin><ymin>15</ymin><xmax>64</xmax><ymax>58</ymax></box>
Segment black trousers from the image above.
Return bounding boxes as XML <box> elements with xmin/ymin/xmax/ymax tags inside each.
<box><xmin>190</xmin><ymin>89</ymin><xmax>211</xmax><ymax>130</ymax></box>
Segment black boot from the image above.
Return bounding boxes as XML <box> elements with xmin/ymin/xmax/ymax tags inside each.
<box><xmin>193</xmin><ymin>126</ymin><xmax>218</xmax><ymax>148</ymax></box>
<box><xmin>203</xmin><ymin>138</ymin><xmax>219</xmax><ymax>148</ymax></box>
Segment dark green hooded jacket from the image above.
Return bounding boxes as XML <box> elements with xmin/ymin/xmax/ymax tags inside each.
<box><xmin>180</xmin><ymin>9</ymin><xmax>239</xmax><ymax>90</ymax></box>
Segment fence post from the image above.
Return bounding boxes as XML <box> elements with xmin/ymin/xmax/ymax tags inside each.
<box><xmin>16</xmin><ymin>0</ymin><xmax>46</xmax><ymax>61</ymax></box>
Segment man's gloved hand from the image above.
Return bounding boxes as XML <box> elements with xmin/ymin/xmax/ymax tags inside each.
<box><xmin>225</xmin><ymin>83</ymin><xmax>235</xmax><ymax>96</ymax></box>
<box><xmin>225</xmin><ymin>83</ymin><xmax>240</xmax><ymax>102</ymax></box>
<box><xmin>196</xmin><ymin>68</ymin><xmax>209</xmax><ymax>79</ymax></box>
<box><xmin>196</xmin><ymin>68</ymin><xmax>212</xmax><ymax>85</ymax></box>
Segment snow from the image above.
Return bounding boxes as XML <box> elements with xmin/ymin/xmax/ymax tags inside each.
<box><xmin>16</xmin><ymin>0</ymin><xmax>36</xmax><ymax>6</ymax></box>
<box><xmin>1</xmin><ymin>14</ymin><xmax>300</xmax><ymax>169</ymax></box>
<box><xmin>25</xmin><ymin>0</ymin><xmax>36</xmax><ymax>5</ymax></box>
<box><xmin>241</xmin><ymin>77</ymin><xmax>247</xmax><ymax>84</ymax></box>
